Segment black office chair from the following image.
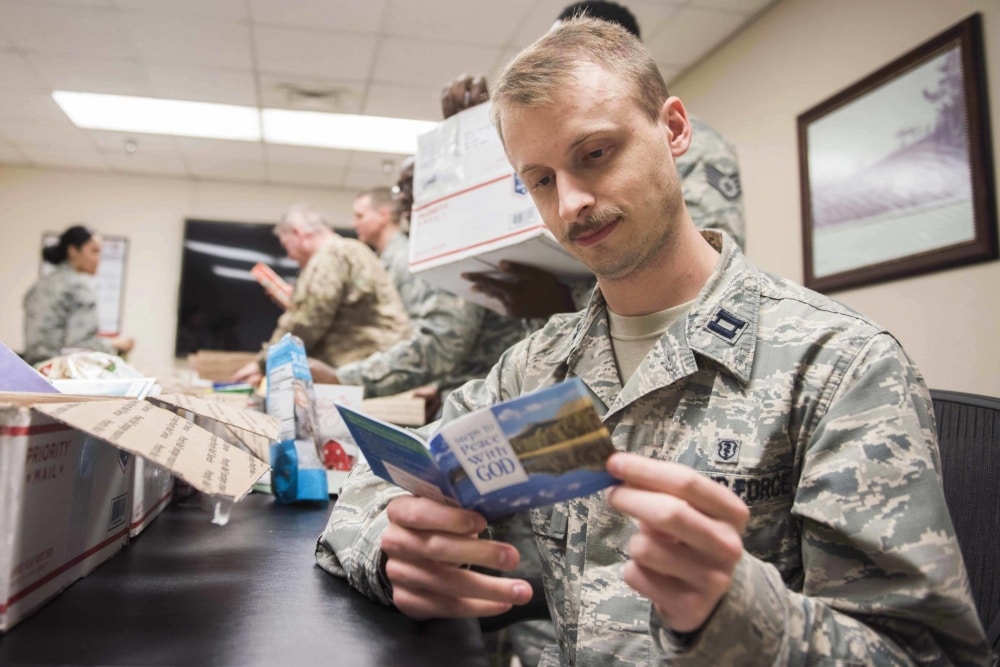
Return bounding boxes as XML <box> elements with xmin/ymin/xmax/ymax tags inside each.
<box><xmin>930</xmin><ymin>389</ymin><xmax>1000</xmax><ymax>660</ymax></box>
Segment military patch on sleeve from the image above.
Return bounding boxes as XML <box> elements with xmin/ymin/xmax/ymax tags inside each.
<box><xmin>705</xmin><ymin>163</ymin><xmax>741</xmax><ymax>201</ymax></box>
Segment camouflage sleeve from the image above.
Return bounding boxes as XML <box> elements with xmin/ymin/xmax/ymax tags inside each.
<box><xmin>653</xmin><ymin>333</ymin><xmax>990</xmax><ymax>666</ymax></box>
<box><xmin>679</xmin><ymin>117</ymin><xmax>746</xmax><ymax>251</ymax></box>
<box><xmin>335</xmin><ymin>284</ymin><xmax>485</xmax><ymax>397</ymax></box>
<box><xmin>315</xmin><ymin>462</ymin><xmax>409</xmax><ymax>605</ymax></box>
<box><xmin>257</xmin><ymin>252</ymin><xmax>348</xmax><ymax>363</ymax></box>
<box><xmin>23</xmin><ymin>275</ymin><xmax>111</xmax><ymax>363</ymax></box>
<box><xmin>315</xmin><ymin>341</ymin><xmax>531</xmax><ymax>602</ymax></box>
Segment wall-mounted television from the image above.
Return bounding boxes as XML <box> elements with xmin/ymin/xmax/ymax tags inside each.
<box><xmin>175</xmin><ymin>219</ymin><xmax>299</xmax><ymax>357</ymax></box>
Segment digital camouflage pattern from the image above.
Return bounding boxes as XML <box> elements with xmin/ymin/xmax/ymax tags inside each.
<box><xmin>318</xmin><ymin>232</ymin><xmax>990</xmax><ymax>666</ymax></box>
<box><xmin>22</xmin><ymin>263</ymin><xmax>113</xmax><ymax>364</ymax></box>
<box><xmin>257</xmin><ymin>234</ymin><xmax>410</xmax><ymax>369</ymax></box>
<box><xmin>336</xmin><ymin>232</ymin><xmax>528</xmax><ymax>397</ymax></box>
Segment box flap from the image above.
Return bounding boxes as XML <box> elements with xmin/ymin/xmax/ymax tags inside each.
<box><xmin>33</xmin><ymin>399</ymin><xmax>268</xmax><ymax>502</ymax></box>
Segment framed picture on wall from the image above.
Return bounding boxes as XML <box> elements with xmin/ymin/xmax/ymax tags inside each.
<box><xmin>797</xmin><ymin>13</ymin><xmax>997</xmax><ymax>293</ymax></box>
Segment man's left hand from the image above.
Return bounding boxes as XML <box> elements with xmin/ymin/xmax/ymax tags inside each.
<box><xmin>606</xmin><ymin>452</ymin><xmax>749</xmax><ymax>634</ymax></box>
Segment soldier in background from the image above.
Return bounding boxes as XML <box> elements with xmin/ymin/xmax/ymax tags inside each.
<box><xmin>308</xmin><ymin>182</ymin><xmax>528</xmax><ymax>416</ymax></box>
<box><xmin>318</xmin><ymin>18</ymin><xmax>989</xmax><ymax>666</ymax></box>
<box><xmin>446</xmin><ymin>0</ymin><xmax>745</xmax><ymax>319</ymax></box>
<box><xmin>232</xmin><ymin>203</ymin><xmax>410</xmax><ymax>386</ymax></box>
<box><xmin>22</xmin><ymin>225</ymin><xmax>134</xmax><ymax>365</ymax></box>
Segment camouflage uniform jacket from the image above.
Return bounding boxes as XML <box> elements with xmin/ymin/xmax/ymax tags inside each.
<box><xmin>318</xmin><ymin>231</ymin><xmax>989</xmax><ymax>666</ymax></box>
<box><xmin>22</xmin><ymin>263</ymin><xmax>113</xmax><ymax>364</ymax></box>
<box><xmin>257</xmin><ymin>234</ymin><xmax>410</xmax><ymax>368</ymax></box>
<box><xmin>336</xmin><ymin>232</ymin><xmax>527</xmax><ymax>397</ymax></box>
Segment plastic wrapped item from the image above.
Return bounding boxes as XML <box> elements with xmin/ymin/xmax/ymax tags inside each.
<box><xmin>35</xmin><ymin>351</ymin><xmax>144</xmax><ymax>381</ymax></box>
<box><xmin>265</xmin><ymin>334</ymin><xmax>328</xmax><ymax>503</ymax></box>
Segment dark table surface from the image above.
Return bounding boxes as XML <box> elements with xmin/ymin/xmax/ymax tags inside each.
<box><xmin>0</xmin><ymin>492</ymin><xmax>488</xmax><ymax>667</ymax></box>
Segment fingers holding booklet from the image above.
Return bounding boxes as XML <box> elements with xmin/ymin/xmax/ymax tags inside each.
<box><xmin>335</xmin><ymin>377</ymin><xmax>618</xmax><ymax>521</ymax></box>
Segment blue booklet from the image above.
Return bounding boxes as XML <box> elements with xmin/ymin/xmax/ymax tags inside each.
<box><xmin>336</xmin><ymin>378</ymin><xmax>618</xmax><ymax>520</ymax></box>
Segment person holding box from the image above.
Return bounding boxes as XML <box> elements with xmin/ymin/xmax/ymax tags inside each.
<box><xmin>318</xmin><ymin>17</ymin><xmax>989</xmax><ymax>667</ymax></box>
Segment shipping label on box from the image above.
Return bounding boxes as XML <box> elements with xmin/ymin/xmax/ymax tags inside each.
<box><xmin>409</xmin><ymin>102</ymin><xmax>590</xmax><ymax>313</ymax></box>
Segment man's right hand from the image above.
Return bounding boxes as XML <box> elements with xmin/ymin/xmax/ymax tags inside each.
<box><xmin>232</xmin><ymin>360</ymin><xmax>263</xmax><ymax>386</ymax></box>
<box><xmin>441</xmin><ymin>74</ymin><xmax>489</xmax><ymax>119</ymax></box>
<box><xmin>462</xmin><ymin>261</ymin><xmax>576</xmax><ymax>319</ymax></box>
<box><xmin>381</xmin><ymin>496</ymin><xmax>533</xmax><ymax>620</ymax></box>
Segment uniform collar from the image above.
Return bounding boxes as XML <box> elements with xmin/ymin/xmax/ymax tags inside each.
<box><xmin>559</xmin><ymin>231</ymin><xmax>760</xmax><ymax>391</ymax></box>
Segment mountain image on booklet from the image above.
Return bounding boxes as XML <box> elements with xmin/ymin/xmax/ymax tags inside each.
<box><xmin>335</xmin><ymin>377</ymin><xmax>617</xmax><ymax>520</ymax></box>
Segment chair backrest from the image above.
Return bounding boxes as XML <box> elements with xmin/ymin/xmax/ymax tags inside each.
<box><xmin>930</xmin><ymin>389</ymin><xmax>1000</xmax><ymax>657</ymax></box>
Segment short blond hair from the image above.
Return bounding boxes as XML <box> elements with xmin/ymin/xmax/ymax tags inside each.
<box><xmin>491</xmin><ymin>17</ymin><xmax>668</xmax><ymax>143</ymax></box>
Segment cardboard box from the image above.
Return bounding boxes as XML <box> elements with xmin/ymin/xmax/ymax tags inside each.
<box><xmin>409</xmin><ymin>102</ymin><xmax>589</xmax><ymax>313</ymax></box>
<box><xmin>187</xmin><ymin>350</ymin><xmax>259</xmax><ymax>382</ymax></box>
<box><xmin>0</xmin><ymin>391</ymin><xmax>275</xmax><ymax>632</ymax></box>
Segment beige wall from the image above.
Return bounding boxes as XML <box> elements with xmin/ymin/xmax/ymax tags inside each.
<box><xmin>672</xmin><ymin>0</ymin><xmax>1000</xmax><ymax>395</ymax></box>
<box><xmin>0</xmin><ymin>165</ymin><xmax>358</xmax><ymax>378</ymax></box>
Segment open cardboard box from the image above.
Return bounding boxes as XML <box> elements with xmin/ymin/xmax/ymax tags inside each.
<box><xmin>408</xmin><ymin>102</ymin><xmax>590</xmax><ymax>313</ymax></box>
<box><xmin>0</xmin><ymin>390</ymin><xmax>278</xmax><ymax>632</ymax></box>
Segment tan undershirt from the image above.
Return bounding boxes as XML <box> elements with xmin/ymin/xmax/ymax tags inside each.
<box><xmin>608</xmin><ymin>299</ymin><xmax>694</xmax><ymax>384</ymax></box>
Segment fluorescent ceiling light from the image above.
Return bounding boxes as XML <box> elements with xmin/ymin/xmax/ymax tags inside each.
<box><xmin>53</xmin><ymin>91</ymin><xmax>435</xmax><ymax>154</ymax></box>
<box><xmin>53</xmin><ymin>91</ymin><xmax>261</xmax><ymax>141</ymax></box>
<box><xmin>262</xmin><ymin>109</ymin><xmax>434</xmax><ymax>154</ymax></box>
<box><xmin>183</xmin><ymin>240</ymin><xmax>277</xmax><ymax>264</ymax></box>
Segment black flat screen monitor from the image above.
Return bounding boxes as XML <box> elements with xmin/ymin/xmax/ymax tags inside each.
<box><xmin>175</xmin><ymin>219</ymin><xmax>302</xmax><ymax>356</ymax></box>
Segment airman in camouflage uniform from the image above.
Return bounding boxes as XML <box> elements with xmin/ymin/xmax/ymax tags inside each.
<box><xmin>235</xmin><ymin>204</ymin><xmax>410</xmax><ymax>384</ymax></box>
<box><xmin>316</xmin><ymin>18</ymin><xmax>990</xmax><ymax>667</ymax></box>
<box><xmin>22</xmin><ymin>263</ymin><xmax>112</xmax><ymax>364</ymax></box>
<box><xmin>331</xmin><ymin>189</ymin><xmax>527</xmax><ymax>399</ymax></box>
<box><xmin>319</xmin><ymin>229</ymin><xmax>990</xmax><ymax>665</ymax></box>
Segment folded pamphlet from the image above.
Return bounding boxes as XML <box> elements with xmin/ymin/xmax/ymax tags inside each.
<box><xmin>336</xmin><ymin>377</ymin><xmax>617</xmax><ymax>520</ymax></box>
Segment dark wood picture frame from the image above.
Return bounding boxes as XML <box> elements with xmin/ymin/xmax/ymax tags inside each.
<box><xmin>797</xmin><ymin>13</ymin><xmax>996</xmax><ymax>293</ymax></box>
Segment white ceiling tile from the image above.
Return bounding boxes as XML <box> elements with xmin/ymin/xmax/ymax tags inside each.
<box><xmin>0</xmin><ymin>90</ymin><xmax>70</xmax><ymax>123</ymax></box>
<box><xmin>249</xmin><ymin>0</ymin><xmax>388</xmax><ymax>33</ymax></box>
<box><xmin>266</xmin><ymin>161</ymin><xmax>346</xmax><ymax>188</ymax></box>
<box><xmin>0</xmin><ymin>2</ymin><xmax>136</xmax><ymax>59</ymax></box>
<box><xmin>190</xmin><ymin>157</ymin><xmax>267</xmax><ymax>182</ymax></box>
<box><xmin>19</xmin><ymin>144</ymin><xmax>109</xmax><ymax>170</ymax></box>
<box><xmin>657</xmin><ymin>63</ymin><xmax>685</xmax><ymax>88</ymax></box>
<box><xmin>27</xmin><ymin>54</ymin><xmax>152</xmax><ymax>96</ymax></box>
<box><xmin>257</xmin><ymin>73</ymin><xmax>364</xmax><ymax>113</ymax></box>
<box><xmin>0</xmin><ymin>52</ymin><xmax>45</xmax><ymax>90</ymax></box>
<box><xmin>254</xmin><ymin>26</ymin><xmax>377</xmax><ymax>81</ymax></box>
<box><xmin>264</xmin><ymin>144</ymin><xmax>351</xmax><ymax>168</ymax></box>
<box><xmin>113</xmin><ymin>0</ymin><xmax>249</xmax><ymax>18</ymax></box>
<box><xmin>146</xmin><ymin>64</ymin><xmax>257</xmax><ymax>106</ymax></box>
<box><xmin>103</xmin><ymin>150</ymin><xmax>189</xmax><ymax>176</ymax></box>
<box><xmin>88</xmin><ymin>129</ymin><xmax>181</xmax><ymax>153</ymax></box>
<box><xmin>382</xmin><ymin>0</ymin><xmax>535</xmax><ymax>47</ymax></box>
<box><xmin>347</xmin><ymin>150</ymin><xmax>408</xmax><ymax>174</ymax></box>
<box><xmin>122</xmin><ymin>11</ymin><xmax>252</xmax><ymax>70</ymax></box>
<box><xmin>1</xmin><ymin>118</ymin><xmax>94</xmax><ymax>149</ymax></box>
<box><xmin>689</xmin><ymin>0</ymin><xmax>776</xmax><ymax>16</ymax></box>
<box><xmin>178</xmin><ymin>137</ymin><xmax>264</xmax><ymax>160</ymax></box>
<box><xmin>645</xmin><ymin>7</ymin><xmax>747</xmax><ymax>68</ymax></box>
<box><xmin>625</xmin><ymin>2</ymin><xmax>686</xmax><ymax>40</ymax></box>
<box><xmin>374</xmin><ymin>37</ymin><xmax>500</xmax><ymax>88</ymax></box>
<box><xmin>505</xmin><ymin>0</ymin><xmax>575</xmax><ymax>47</ymax></box>
<box><xmin>363</xmin><ymin>83</ymin><xmax>440</xmax><ymax>122</ymax></box>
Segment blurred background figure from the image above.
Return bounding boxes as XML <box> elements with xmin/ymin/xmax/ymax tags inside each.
<box><xmin>232</xmin><ymin>203</ymin><xmax>411</xmax><ymax>386</ymax></box>
<box><xmin>22</xmin><ymin>224</ymin><xmax>134</xmax><ymax>365</ymax></box>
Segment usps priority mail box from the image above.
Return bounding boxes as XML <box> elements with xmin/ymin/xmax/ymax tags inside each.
<box><xmin>408</xmin><ymin>102</ymin><xmax>589</xmax><ymax>313</ymax></box>
<box><xmin>0</xmin><ymin>405</ymin><xmax>133</xmax><ymax>632</ymax></box>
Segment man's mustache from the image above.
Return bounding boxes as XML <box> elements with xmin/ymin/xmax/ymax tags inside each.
<box><xmin>567</xmin><ymin>206</ymin><xmax>625</xmax><ymax>242</ymax></box>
